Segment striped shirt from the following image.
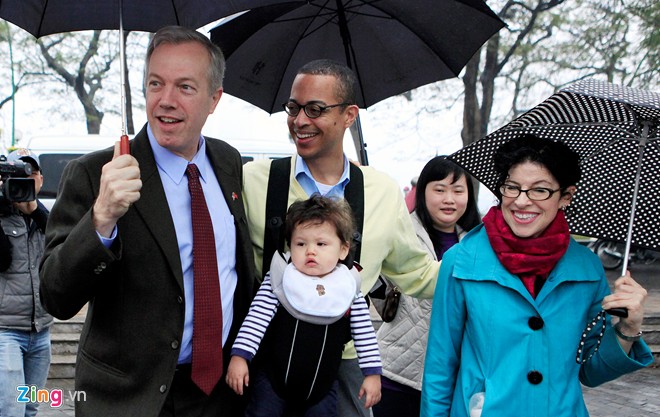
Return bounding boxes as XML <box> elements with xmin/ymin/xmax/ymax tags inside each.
<box><xmin>232</xmin><ymin>273</ymin><xmax>382</xmax><ymax>375</ymax></box>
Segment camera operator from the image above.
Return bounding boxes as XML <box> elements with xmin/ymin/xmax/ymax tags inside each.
<box><xmin>0</xmin><ymin>148</ymin><xmax>51</xmax><ymax>417</ymax></box>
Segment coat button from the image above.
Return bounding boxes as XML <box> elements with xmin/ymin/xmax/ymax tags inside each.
<box><xmin>177</xmin><ymin>296</ymin><xmax>183</xmax><ymax>304</ymax></box>
<box><xmin>159</xmin><ymin>384</ymin><xmax>167</xmax><ymax>393</ymax></box>
<box><xmin>528</xmin><ymin>316</ymin><xmax>544</xmax><ymax>330</ymax></box>
<box><xmin>527</xmin><ymin>371</ymin><xmax>543</xmax><ymax>384</ymax></box>
<box><xmin>171</xmin><ymin>340</ymin><xmax>179</xmax><ymax>349</ymax></box>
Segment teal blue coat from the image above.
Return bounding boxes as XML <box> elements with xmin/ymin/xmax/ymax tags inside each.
<box><xmin>421</xmin><ymin>225</ymin><xmax>653</xmax><ymax>417</ymax></box>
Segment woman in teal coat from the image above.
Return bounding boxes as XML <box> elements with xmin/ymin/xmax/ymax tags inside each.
<box><xmin>421</xmin><ymin>134</ymin><xmax>653</xmax><ymax>417</ymax></box>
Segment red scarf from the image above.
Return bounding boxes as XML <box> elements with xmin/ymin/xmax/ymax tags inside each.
<box><xmin>482</xmin><ymin>206</ymin><xmax>569</xmax><ymax>298</ymax></box>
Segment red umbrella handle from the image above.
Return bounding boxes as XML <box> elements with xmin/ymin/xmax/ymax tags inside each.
<box><xmin>120</xmin><ymin>135</ymin><xmax>130</xmax><ymax>155</ymax></box>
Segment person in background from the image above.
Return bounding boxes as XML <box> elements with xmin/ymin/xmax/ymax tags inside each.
<box><xmin>227</xmin><ymin>195</ymin><xmax>381</xmax><ymax>416</ymax></box>
<box><xmin>404</xmin><ymin>176</ymin><xmax>418</xmax><ymax>213</ymax></box>
<box><xmin>421</xmin><ymin>134</ymin><xmax>653</xmax><ymax>417</ymax></box>
<box><xmin>39</xmin><ymin>26</ymin><xmax>256</xmax><ymax>417</ymax></box>
<box><xmin>0</xmin><ymin>149</ymin><xmax>50</xmax><ymax>417</ymax></box>
<box><xmin>373</xmin><ymin>156</ymin><xmax>480</xmax><ymax>417</ymax></box>
<box><xmin>242</xmin><ymin>59</ymin><xmax>439</xmax><ymax>417</ymax></box>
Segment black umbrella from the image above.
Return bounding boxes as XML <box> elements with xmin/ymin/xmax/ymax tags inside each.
<box><xmin>449</xmin><ymin>79</ymin><xmax>660</xmax><ymax>274</ymax></box>
<box><xmin>210</xmin><ymin>0</ymin><xmax>505</xmax><ymax>164</ymax></box>
<box><xmin>0</xmin><ymin>0</ymin><xmax>294</xmax><ymax>149</ymax></box>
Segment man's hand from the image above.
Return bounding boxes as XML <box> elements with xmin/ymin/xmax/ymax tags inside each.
<box><xmin>93</xmin><ymin>141</ymin><xmax>141</xmax><ymax>237</ymax></box>
<box><xmin>358</xmin><ymin>374</ymin><xmax>381</xmax><ymax>408</ymax></box>
<box><xmin>226</xmin><ymin>356</ymin><xmax>250</xmax><ymax>395</ymax></box>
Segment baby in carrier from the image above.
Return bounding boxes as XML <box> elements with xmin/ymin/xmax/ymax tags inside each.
<box><xmin>226</xmin><ymin>195</ymin><xmax>382</xmax><ymax>416</ymax></box>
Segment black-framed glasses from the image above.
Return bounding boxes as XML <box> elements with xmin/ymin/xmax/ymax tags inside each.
<box><xmin>499</xmin><ymin>184</ymin><xmax>561</xmax><ymax>201</ymax></box>
<box><xmin>282</xmin><ymin>101</ymin><xmax>350</xmax><ymax>118</ymax></box>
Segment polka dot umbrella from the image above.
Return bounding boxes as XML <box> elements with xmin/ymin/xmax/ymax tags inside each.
<box><xmin>449</xmin><ymin>79</ymin><xmax>660</xmax><ymax>273</ymax></box>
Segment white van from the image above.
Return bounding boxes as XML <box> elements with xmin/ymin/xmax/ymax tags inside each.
<box><xmin>23</xmin><ymin>134</ymin><xmax>295</xmax><ymax>210</ymax></box>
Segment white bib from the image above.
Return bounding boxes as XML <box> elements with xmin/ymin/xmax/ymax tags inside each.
<box><xmin>282</xmin><ymin>263</ymin><xmax>357</xmax><ymax>318</ymax></box>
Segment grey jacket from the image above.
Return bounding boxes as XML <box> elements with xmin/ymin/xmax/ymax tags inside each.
<box><xmin>0</xmin><ymin>203</ymin><xmax>52</xmax><ymax>331</ymax></box>
<box><xmin>376</xmin><ymin>212</ymin><xmax>464</xmax><ymax>390</ymax></box>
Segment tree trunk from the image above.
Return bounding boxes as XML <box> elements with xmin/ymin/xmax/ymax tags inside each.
<box><xmin>461</xmin><ymin>53</ymin><xmax>481</xmax><ymax>148</ymax></box>
<box><xmin>36</xmin><ymin>31</ymin><xmax>114</xmax><ymax>135</ymax></box>
<box><xmin>479</xmin><ymin>34</ymin><xmax>500</xmax><ymax>137</ymax></box>
<box><xmin>84</xmin><ymin>106</ymin><xmax>103</xmax><ymax>134</ymax></box>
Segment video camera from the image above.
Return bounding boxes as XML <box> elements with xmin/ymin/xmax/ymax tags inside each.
<box><xmin>0</xmin><ymin>155</ymin><xmax>35</xmax><ymax>203</ymax></box>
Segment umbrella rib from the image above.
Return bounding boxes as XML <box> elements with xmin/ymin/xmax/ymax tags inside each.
<box><xmin>170</xmin><ymin>0</ymin><xmax>181</xmax><ymax>25</ymax></box>
<box><xmin>578</xmin><ymin>137</ymin><xmax>636</xmax><ymax>163</ymax></box>
<box><xmin>503</xmin><ymin>123</ymin><xmax>641</xmax><ymax>163</ymax></box>
<box><xmin>513</xmin><ymin>121</ymin><xmax>638</xmax><ymax>136</ymax></box>
<box><xmin>266</xmin><ymin>4</ymin><xmax>327</xmax><ymax>112</ymax></box>
<box><xmin>38</xmin><ymin>0</ymin><xmax>51</xmax><ymax>37</ymax></box>
<box><xmin>266</xmin><ymin>2</ymin><xmax>336</xmax><ymax>42</ymax></box>
<box><xmin>265</xmin><ymin>0</ymin><xmax>351</xmax><ymax>111</ymax></box>
<box><xmin>360</xmin><ymin>0</ymin><xmax>467</xmax><ymax>78</ymax></box>
<box><xmin>333</xmin><ymin>0</ymin><xmax>367</xmax><ymax>106</ymax></box>
<box><xmin>342</xmin><ymin>0</ymin><xmax>393</xmax><ymax>20</ymax></box>
<box><xmin>534</xmin><ymin>121</ymin><xmax>638</xmax><ymax>137</ymax></box>
<box><xmin>651</xmin><ymin>138</ymin><xmax>660</xmax><ymax>150</ymax></box>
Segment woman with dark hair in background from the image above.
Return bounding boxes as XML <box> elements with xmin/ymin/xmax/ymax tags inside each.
<box><xmin>373</xmin><ymin>156</ymin><xmax>480</xmax><ymax>417</ymax></box>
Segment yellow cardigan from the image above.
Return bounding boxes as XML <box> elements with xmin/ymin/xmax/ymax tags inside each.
<box><xmin>243</xmin><ymin>156</ymin><xmax>440</xmax><ymax>358</ymax></box>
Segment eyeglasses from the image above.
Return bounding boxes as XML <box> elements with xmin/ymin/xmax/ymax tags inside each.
<box><xmin>282</xmin><ymin>101</ymin><xmax>350</xmax><ymax>119</ymax></box>
<box><xmin>499</xmin><ymin>184</ymin><xmax>561</xmax><ymax>201</ymax></box>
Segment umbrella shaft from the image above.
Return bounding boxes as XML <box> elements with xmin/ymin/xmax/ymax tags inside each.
<box><xmin>119</xmin><ymin>0</ymin><xmax>127</xmax><ymax>136</ymax></box>
<box><xmin>621</xmin><ymin>121</ymin><xmax>650</xmax><ymax>274</ymax></box>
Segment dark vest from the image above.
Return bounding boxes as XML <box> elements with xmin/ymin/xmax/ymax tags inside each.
<box><xmin>255</xmin><ymin>305</ymin><xmax>352</xmax><ymax>405</ymax></box>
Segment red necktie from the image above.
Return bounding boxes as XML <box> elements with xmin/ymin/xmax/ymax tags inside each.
<box><xmin>186</xmin><ymin>163</ymin><xmax>223</xmax><ymax>395</ymax></box>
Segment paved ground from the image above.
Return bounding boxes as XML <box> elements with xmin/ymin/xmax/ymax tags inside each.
<box><xmin>582</xmin><ymin>366</ymin><xmax>660</xmax><ymax>417</ymax></box>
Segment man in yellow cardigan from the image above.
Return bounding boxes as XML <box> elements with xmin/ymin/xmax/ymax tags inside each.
<box><xmin>242</xmin><ymin>59</ymin><xmax>440</xmax><ymax>417</ymax></box>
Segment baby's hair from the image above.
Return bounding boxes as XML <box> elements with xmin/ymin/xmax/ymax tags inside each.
<box><xmin>284</xmin><ymin>195</ymin><xmax>355</xmax><ymax>249</ymax></box>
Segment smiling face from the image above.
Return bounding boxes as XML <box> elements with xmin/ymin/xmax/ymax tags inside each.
<box><xmin>146</xmin><ymin>41</ymin><xmax>222</xmax><ymax>160</ymax></box>
<box><xmin>287</xmin><ymin>74</ymin><xmax>358</xmax><ymax>163</ymax></box>
<box><xmin>290</xmin><ymin>220</ymin><xmax>350</xmax><ymax>277</ymax></box>
<box><xmin>501</xmin><ymin>161</ymin><xmax>575</xmax><ymax>238</ymax></box>
<box><xmin>425</xmin><ymin>173</ymin><xmax>469</xmax><ymax>233</ymax></box>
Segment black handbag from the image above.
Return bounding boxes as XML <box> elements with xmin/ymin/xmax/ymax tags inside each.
<box><xmin>369</xmin><ymin>276</ymin><xmax>401</xmax><ymax>323</ymax></box>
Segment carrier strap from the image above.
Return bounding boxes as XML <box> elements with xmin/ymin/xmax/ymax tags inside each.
<box><xmin>262</xmin><ymin>157</ymin><xmax>364</xmax><ymax>278</ymax></box>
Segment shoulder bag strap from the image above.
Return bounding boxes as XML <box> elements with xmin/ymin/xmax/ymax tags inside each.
<box><xmin>344</xmin><ymin>163</ymin><xmax>364</xmax><ymax>264</ymax></box>
<box><xmin>263</xmin><ymin>157</ymin><xmax>292</xmax><ymax>279</ymax></box>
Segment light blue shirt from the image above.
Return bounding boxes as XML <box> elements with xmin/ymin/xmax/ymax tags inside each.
<box><xmin>145</xmin><ymin>125</ymin><xmax>238</xmax><ymax>364</ymax></box>
<box><xmin>294</xmin><ymin>154</ymin><xmax>350</xmax><ymax>198</ymax></box>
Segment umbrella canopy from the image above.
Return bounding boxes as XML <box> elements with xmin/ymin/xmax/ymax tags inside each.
<box><xmin>209</xmin><ymin>0</ymin><xmax>505</xmax><ymax>164</ymax></box>
<box><xmin>0</xmin><ymin>0</ymin><xmax>294</xmax><ymax>140</ymax></box>
<box><xmin>0</xmin><ymin>0</ymin><xmax>290</xmax><ymax>37</ymax></box>
<box><xmin>449</xmin><ymin>79</ymin><xmax>660</xmax><ymax>271</ymax></box>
